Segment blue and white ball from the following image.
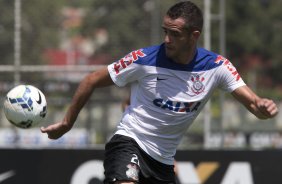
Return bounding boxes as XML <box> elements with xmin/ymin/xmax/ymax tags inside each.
<box><xmin>3</xmin><ymin>85</ymin><xmax>47</xmax><ymax>129</ymax></box>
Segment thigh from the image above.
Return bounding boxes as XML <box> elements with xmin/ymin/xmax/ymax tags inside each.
<box><xmin>138</xmin><ymin>148</ymin><xmax>176</xmax><ymax>184</ymax></box>
<box><xmin>104</xmin><ymin>135</ymin><xmax>140</xmax><ymax>184</ymax></box>
<box><xmin>104</xmin><ymin>134</ymin><xmax>176</xmax><ymax>184</ymax></box>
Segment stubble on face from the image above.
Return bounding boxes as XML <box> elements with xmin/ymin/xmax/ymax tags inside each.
<box><xmin>162</xmin><ymin>16</ymin><xmax>194</xmax><ymax>64</ymax></box>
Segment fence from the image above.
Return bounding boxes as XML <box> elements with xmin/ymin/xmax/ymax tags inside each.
<box><xmin>0</xmin><ymin>0</ymin><xmax>281</xmax><ymax>149</ymax></box>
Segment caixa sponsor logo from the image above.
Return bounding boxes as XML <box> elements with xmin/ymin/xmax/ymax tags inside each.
<box><xmin>70</xmin><ymin>160</ymin><xmax>254</xmax><ymax>184</ymax></box>
<box><xmin>153</xmin><ymin>98</ymin><xmax>201</xmax><ymax>113</ymax></box>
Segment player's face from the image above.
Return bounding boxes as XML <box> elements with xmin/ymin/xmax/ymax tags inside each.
<box><xmin>162</xmin><ymin>16</ymin><xmax>197</xmax><ymax>63</ymax></box>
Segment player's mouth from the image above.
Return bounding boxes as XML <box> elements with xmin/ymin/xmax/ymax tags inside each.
<box><xmin>165</xmin><ymin>45</ymin><xmax>174</xmax><ymax>51</ymax></box>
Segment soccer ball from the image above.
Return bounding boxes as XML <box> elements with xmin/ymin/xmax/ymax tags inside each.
<box><xmin>3</xmin><ymin>85</ymin><xmax>47</xmax><ymax>129</ymax></box>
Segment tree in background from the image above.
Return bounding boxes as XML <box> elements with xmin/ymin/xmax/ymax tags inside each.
<box><xmin>0</xmin><ymin>1</ymin><xmax>15</xmax><ymax>64</ymax></box>
<box><xmin>80</xmin><ymin>0</ymin><xmax>181</xmax><ymax>61</ymax></box>
<box><xmin>0</xmin><ymin>0</ymin><xmax>281</xmax><ymax>94</ymax></box>
<box><xmin>0</xmin><ymin>0</ymin><xmax>66</xmax><ymax>65</ymax></box>
<box><xmin>21</xmin><ymin>0</ymin><xmax>66</xmax><ymax>65</ymax></box>
<box><xmin>224</xmin><ymin>0</ymin><xmax>282</xmax><ymax>96</ymax></box>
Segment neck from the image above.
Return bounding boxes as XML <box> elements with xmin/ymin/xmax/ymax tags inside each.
<box><xmin>174</xmin><ymin>47</ymin><xmax>197</xmax><ymax>65</ymax></box>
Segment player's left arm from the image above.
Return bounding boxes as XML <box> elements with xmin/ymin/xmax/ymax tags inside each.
<box><xmin>231</xmin><ymin>85</ymin><xmax>278</xmax><ymax>119</ymax></box>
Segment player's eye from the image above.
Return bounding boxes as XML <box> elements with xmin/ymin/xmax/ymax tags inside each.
<box><xmin>170</xmin><ymin>30</ymin><xmax>181</xmax><ymax>37</ymax></box>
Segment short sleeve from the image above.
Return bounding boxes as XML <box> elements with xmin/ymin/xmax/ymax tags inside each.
<box><xmin>216</xmin><ymin>57</ymin><xmax>246</xmax><ymax>92</ymax></box>
<box><xmin>107</xmin><ymin>49</ymin><xmax>147</xmax><ymax>87</ymax></box>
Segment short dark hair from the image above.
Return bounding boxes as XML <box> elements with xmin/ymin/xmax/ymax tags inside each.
<box><xmin>166</xmin><ymin>1</ymin><xmax>203</xmax><ymax>32</ymax></box>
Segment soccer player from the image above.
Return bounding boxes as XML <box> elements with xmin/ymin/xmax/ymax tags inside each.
<box><xmin>41</xmin><ymin>1</ymin><xmax>278</xmax><ymax>184</ymax></box>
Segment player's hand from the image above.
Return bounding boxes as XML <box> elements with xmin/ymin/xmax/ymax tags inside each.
<box><xmin>41</xmin><ymin>121</ymin><xmax>71</xmax><ymax>139</ymax></box>
<box><xmin>255</xmin><ymin>98</ymin><xmax>278</xmax><ymax>119</ymax></box>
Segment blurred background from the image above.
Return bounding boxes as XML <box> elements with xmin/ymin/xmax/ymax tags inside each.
<box><xmin>0</xmin><ymin>0</ymin><xmax>281</xmax><ymax>150</ymax></box>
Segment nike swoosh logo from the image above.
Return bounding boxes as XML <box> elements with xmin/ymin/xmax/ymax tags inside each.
<box><xmin>0</xmin><ymin>170</ymin><xmax>16</xmax><ymax>183</ymax></box>
<box><xmin>157</xmin><ymin>77</ymin><xmax>167</xmax><ymax>81</ymax></box>
<box><xmin>36</xmin><ymin>91</ymin><xmax>42</xmax><ymax>104</ymax></box>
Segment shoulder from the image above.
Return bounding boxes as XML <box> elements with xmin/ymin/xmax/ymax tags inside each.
<box><xmin>193</xmin><ymin>48</ymin><xmax>233</xmax><ymax>71</ymax></box>
<box><xmin>133</xmin><ymin>44</ymin><xmax>164</xmax><ymax>66</ymax></box>
<box><xmin>196</xmin><ymin>48</ymin><xmax>219</xmax><ymax>64</ymax></box>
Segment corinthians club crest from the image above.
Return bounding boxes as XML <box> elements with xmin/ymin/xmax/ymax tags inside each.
<box><xmin>126</xmin><ymin>163</ymin><xmax>139</xmax><ymax>181</ymax></box>
<box><xmin>189</xmin><ymin>74</ymin><xmax>205</xmax><ymax>95</ymax></box>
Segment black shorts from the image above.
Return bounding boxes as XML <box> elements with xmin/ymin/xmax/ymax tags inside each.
<box><xmin>104</xmin><ymin>134</ymin><xmax>176</xmax><ymax>184</ymax></box>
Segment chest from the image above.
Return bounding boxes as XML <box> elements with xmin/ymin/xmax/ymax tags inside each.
<box><xmin>138</xmin><ymin>68</ymin><xmax>218</xmax><ymax>101</ymax></box>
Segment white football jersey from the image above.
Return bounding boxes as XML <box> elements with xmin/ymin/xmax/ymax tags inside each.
<box><xmin>107</xmin><ymin>44</ymin><xmax>246</xmax><ymax>165</ymax></box>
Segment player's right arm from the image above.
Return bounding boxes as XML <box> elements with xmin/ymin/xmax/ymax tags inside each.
<box><xmin>42</xmin><ymin>47</ymin><xmax>148</xmax><ymax>139</ymax></box>
<box><xmin>41</xmin><ymin>67</ymin><xmax>114</xmax><ymax>139</ymax></box>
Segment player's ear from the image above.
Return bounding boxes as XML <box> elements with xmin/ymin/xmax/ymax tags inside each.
<box><xmin>191</xmin><ymin>30</ymin><xmax>201</xmax><ymax>41</ymax></box>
